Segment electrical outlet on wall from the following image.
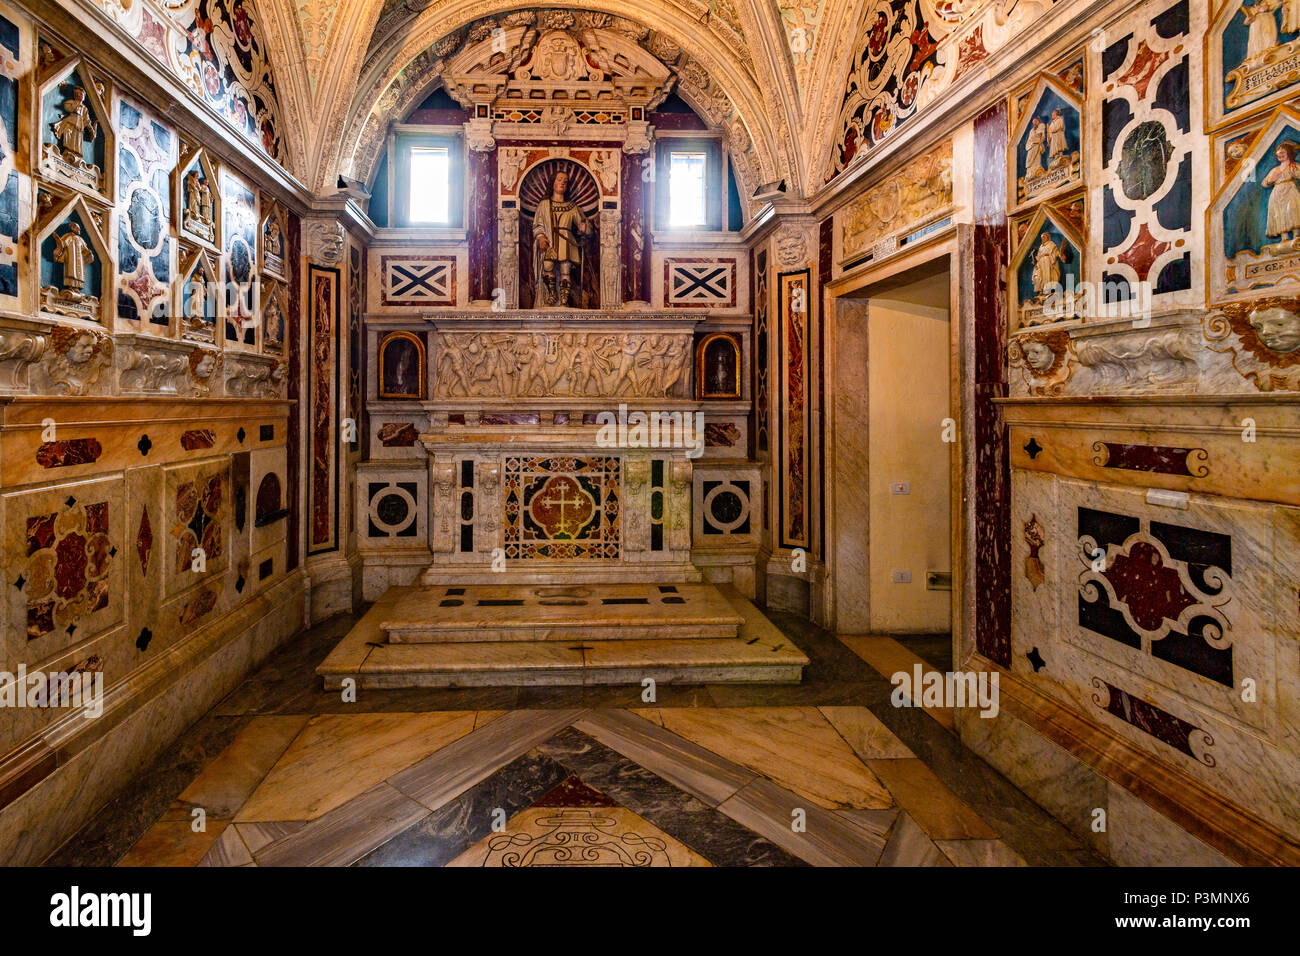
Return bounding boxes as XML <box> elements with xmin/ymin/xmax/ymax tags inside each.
<box><xmin>892</xmin><ymin>570</ymin><xmax>911</xmax><ymax>584</ymax></box>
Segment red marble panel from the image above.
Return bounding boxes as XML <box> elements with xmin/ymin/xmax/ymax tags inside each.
<box><xmin>36</xmin><ymin>438</ymin><xmax>103</xmax><ymax>468</ymax></box>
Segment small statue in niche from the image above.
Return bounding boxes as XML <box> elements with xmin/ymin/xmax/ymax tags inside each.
<box><xmin>263</xmin><ymin>291</ymin><xmax>284</xmax><ymax>349</ymax></box>
<box><xmin>51</xmin><ymin>86</ymin><xmax>98</xmax><ymax>167</ymax></box>
<box><xmin>533</xmin><ymin>169</ymin><xmax>591</xmax><ymax>307</ymax></box>
<box><xmin>1047</xmin><ymin>108</ymin><xmax>1069</xmax><ymax>169</ymax></box>
<box><xmin>1024</xmin><ymin>116</ymin><xmax>1047</xmax><ymax>175</ymax></box>
<box><xmin>1030</xmin><ymin>231</ymin><xmax>1065</xmax><ymax>299</ymax></box>
<box><xmin>1243</xmin><ymin>0</ymin><xmax>1281</xmax><ymax>66</ymax></box>
<box><xmin>51</xmin><ymin>222</ymin><xmax>92</xmax><ymax>289</ymax></box>
<box><xmin>41</xmin><ymin>222</ymin><xmax>99</xmax><ymax>319</ymax></box>
<box><xmin>1262</xmin><ymin>141</ymin><xmax>1300</xmax><ymax>253</ymax></box>
<box><xmin>264</xmin><ymin>216</ymin><xmax>282</xmax><ymax>257</ymax></box>
<box><xmin>184</xmin><ymin>170</ymin><xmax>216</xmax><ymax>241</ymax></box>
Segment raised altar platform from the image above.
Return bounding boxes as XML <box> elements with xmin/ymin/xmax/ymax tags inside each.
<box><xmin>317</xmin><ymin>583</ymin><xmax>807</xmax><ymax>688</ymax></box>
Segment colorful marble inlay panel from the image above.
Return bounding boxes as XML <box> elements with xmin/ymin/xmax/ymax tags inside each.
<box><xmin>663</xmin><ymin>258</ymin><xmax>736</xmax><ymax>308</ymax></box>
<box><xmin>1010</xmin><ymin>205</ymin><xmax>1085</xmax><ymax>329</ymax></box>
<box><xmin>39</xmin><ymin>65</ymin><xmax>110</xmax><ymax>198</ymax></box>
<box><xmin>778</xmin><ymin>269</ymin><xmax>810</xmax><ymax>550</ymax></box>
<box><xmin>0</xmin><ymin>12</ymin><xmax>21</xmax><ymax>301</ymax></box>
<box><xmin>1077</xmin><ymin>506</ymin><xmax>1235</xmax><ymax>689</ymax></box>
<box><xmin>503</xmin><ymin>456</ymin><xmax>620</xmax><ymax>560</ymax></box>
<box><xmin>1094</xmin><ymin>0</ymin><xmax>1203</xmax><ymax>308</ymax></box>
<box><xmin>381</xmin><ymin>255</ymin><xmax>454</xmax><ymax>306</ymax></box>
<box><xmin>222</xmin><ymin>169</ymin><xmax>257</xmax><ymax>347</ymax></box>
<box><xmin>116</xmin><ymin>97</ymin><xmax>175</xmax><ymax>327</ymax></box>
<box><xmin>169</xmin><ymin>463</ymin><xmax>228</xmax><ymax>586</ymax></box>
<box><xmin>348</xmin><ymin>246</ymin><xmax>363</xmax><ymax>450</ymax></box>
<box><xmin>22</xmin><ymin>498</ymin><xmax>115</xmax><ymax>640</ymax></box>
<box><xmin>1092</xmin><ymin>678</ymin><xmax>1215</xmax><ymax>765</ymax></box>
<box><xmin>308</xmin><ymin>265</ymin><xmax>339</xmax><ymax>554</ymax></box>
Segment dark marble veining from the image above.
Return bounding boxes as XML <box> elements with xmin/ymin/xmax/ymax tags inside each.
<box><xmin>537</xmin><ymin>728</ymin><xmax>806</xmax><ymax>867</ymax></box>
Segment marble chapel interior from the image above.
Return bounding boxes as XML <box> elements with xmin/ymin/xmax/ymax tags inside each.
<box><xmin>0</xmin><ymin>0</ymin><xmax>1296</xmax><ymax>871</ymax></box>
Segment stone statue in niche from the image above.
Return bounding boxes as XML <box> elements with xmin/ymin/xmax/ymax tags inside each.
<box><xmin>533</xmin><ymin>169</ymin><xmax>592</xmax><ymax>307</ymax></box>
<box><xmin>42</xmin><ymin>223</ymin><xmax>99</xmax><ymax>319</ymax></box>
<box><xmin>263</xmin><ymin>214</ymin><xmax>285</xmax><ymax>277</ymax></box>
<box><xmin>1030</xmin><ymin>232</ymin><xmax>1065</xmax><ymax>296</ymax></box>
<box><xmin>1025</xmin><ymin>116</ymin><xmax>1046</xmax><ymax>174</ymax></box>
<box><xmin>184</xmin><ymin>170</ymin><xmax>216</xmax><ymax>242</ymax></box>
<box><xmin>1262</xmin><ymin>141</ymin><xmax>1300</xmax><ymax>253</ymax></box>
<box><xmin>263</xmin><ymin>290</ymin><xmax>285</xmax><ymax>351</ymax></box>
<box><xmin>52</xmin><ymin>86</ymin><xmax>98</xmax><ymax>167</ymax></box>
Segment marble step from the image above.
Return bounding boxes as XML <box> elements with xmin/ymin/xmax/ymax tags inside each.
<box><xmin>381</xmin><ymin>583</ymin><xmax>744</xmax><ymax>644</ymax></box>
<box><xmin>317</xmin><ymin>585</ymin><xmax>809</xmax><ymax>688</ymax></box>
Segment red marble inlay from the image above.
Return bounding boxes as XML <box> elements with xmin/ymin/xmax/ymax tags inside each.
<box><xmin>533</xmin><ymin>776</ymin><xmax>617</xmax><ymax>808</ymax></box>
<box><xmin>1103</xmin><ymin>541</ymin><xmax>1196</xmax><ymax>632</ymax></box>
<box><xmin>705</xmin><ymin>422</ymin><xmax>741</xmax><ymax>447</ymax></box>
<box><xmin>378</xmin><ymin>422</ymin><xmax>419</xmax><ymax>447</ymax></box>
<box><xmin>36</xmin><ymin>438</ymin><xmax>103</xmax><ymax>469</ymax></box>
<box><xmin>86</xmin><ymin>501</ymin><xmax>108</xmax><ymax>535</ymax></box>
<box><xmin>1115</xmin><ymin>223</ymin><xmax>1170</xmax><ymax>282</ymax></box>
<box><xmin>137</xmin><ymin>506</ymin><xmax>153</xmax><ymax>575</ymax></box>
<box><xmin>529</xmin><ymin>476</ymin><xmax>596</xmax><ymax>539</ymax></box>
<box><xmin>178</xmin><ymin>588</ymin><xmax>217</xmax><ymax>626</ymax></box>
<box><xmin>1115</xmin><ymin>40</ymin><xmax>1168</xmax><ymax>99</ymax></box>
<box><xmin>54</xmin><ymin>532</ymin><xmax>88</xmax><ymax>600</ymax></box>
<box><xmin>26</xmin><ymin>513</ymin><xmax>57</xmax><ymax>556</ymax></box>
<box><xmin>181</xmin><ymin>429</ymin><xmax>217</xmax><ymax>450</ymax></box>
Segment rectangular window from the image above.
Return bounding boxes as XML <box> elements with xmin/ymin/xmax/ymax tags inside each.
<box><xmin>669</xmin><ymin>151</ymin><xmax>707</xmax><ymax>227</ymax></box>
<box><xmin>407</xmin><ymin>146</ymin><xmax>450</xmax><ymax>224</ymax></box>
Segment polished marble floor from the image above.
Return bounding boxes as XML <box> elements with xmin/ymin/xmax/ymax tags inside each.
<box><xmin>50</xmin><ymin>606</ymin><xmax>1106</xmax><ymax>867</ymax></box>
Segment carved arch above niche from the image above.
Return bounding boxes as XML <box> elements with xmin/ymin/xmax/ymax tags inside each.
<box><xmin>336</xmin><ymin>5</ymin><xmax>779</xmax><ymax>218</ymax></box>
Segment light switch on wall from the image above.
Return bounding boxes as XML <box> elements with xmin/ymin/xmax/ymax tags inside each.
<box><xmin>890</xmin><ymin>482</ymin><xmax>911</xmax><ymax>495</ymax></box>
<box><xmin>892</xmin><ymin>570</ymin><xmax>911</xmax><ymax>584</ymax></box>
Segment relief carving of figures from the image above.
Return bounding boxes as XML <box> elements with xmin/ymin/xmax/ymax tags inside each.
<box><xmin>1204</xmin><ymin>297</ymin><xmax>1300</xmax><ymax>390</ymax></box>
<box><xmin>225</xmin><ymin>358</ymin><xmax>285</xmax><ymax>398</ymax></box>
<box><xmin>118</xmin><ymin>343</ymin><xmax>191</xmax><ymax>394</ymax></box>
<box><xmin>498</xmin><ymin>148</ymin><xmax>529</xmax><ymax>193</ymax></box>
<box><xmin>34</xmin><ymin>325</ymin><xmax>113</xmax><ymax>395</ymax></box>
<box><xmin>841</xmin><ymin>141</ymin><xmax>954</xmax><ymax>259</ymax></box>
<box><xmin>431</xmin><ymin>460</ymin><xmax>457</xmax><ymax>544</ymax></box>
<box><xmin>1073</xmin><ymin>328</ymin><xmax>1201</xmax><ymax>391</ymax></box>
<box><xmin>498</xmin><ymin>206</ymin><xmax>520</xmax><ymax>308</ymax></box>
<box><xmin>434</xmin><ymin>331</ymin><xmax>691</xmax><ymax>399</ymax></box>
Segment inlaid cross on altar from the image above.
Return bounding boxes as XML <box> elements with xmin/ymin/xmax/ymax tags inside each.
<box><xmin>541</xmin><ymin>484</ymin><xmax>588</xmax><ymax>536</ymax></box>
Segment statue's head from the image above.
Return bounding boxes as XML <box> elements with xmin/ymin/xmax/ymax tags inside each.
<box><xmin>67</xmin><ymin>222</ymin><xmax>81</xmax><ymax>236</ymax></box>
<box><xmin>1275</xmin><ymin>141</ymin><xmax>1298</xmax><ymax>164</ymax></box>
<box><xmin>553</xmin><ymin>170</ymin><xmax>569</xmax><ymax>198</ymax></box>
<box><xmin>1022</xmin><ymin>340</ymin><xmax>1055</xmax><ymax>372</ymax></box>
<box><xmin>67</xmin><ymin>333</ymin><xmax>96</xmax><ymax>365</ymax></box>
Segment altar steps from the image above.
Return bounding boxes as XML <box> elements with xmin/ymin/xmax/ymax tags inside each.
<box><xmin>317</xmin><ymin>584</ymin><xmax>808</xmax><ymax>688</ymax></box>
<box><xmin>382</xmin><ymin>583</ymin><xmax>742</xmax><ymax>643</ymax></box>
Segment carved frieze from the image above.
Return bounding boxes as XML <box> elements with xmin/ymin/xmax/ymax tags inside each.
<box><xmin>433</xmin><ymin>330</ymin><xmax>692</xmax><ymax>399</ymax></box>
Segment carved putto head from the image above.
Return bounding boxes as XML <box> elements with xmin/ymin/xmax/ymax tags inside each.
<box><xmin>1009</xmin><ymin>329</ymin><xmax>1072</xmax><ymax>395</ymax></box>
<box><xmin>43</xmin><ymin>325</ymin><xmax>112</xmax><ymax>394</ymax></box>
<box><xmin>187</xmin><ymin>348</ymin><xmax>222</xmax><ymax>392</ymax></box>
<box><xmin>1248</xmin><ymin>304</ymin><xmax>1300</xmax><ymax>354</ymax></box>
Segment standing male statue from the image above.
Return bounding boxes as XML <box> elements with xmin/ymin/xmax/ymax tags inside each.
<box><xmin>533</xmin><ymin>169</ymin><xmax>591</xmax><ymax>307</ymax></box>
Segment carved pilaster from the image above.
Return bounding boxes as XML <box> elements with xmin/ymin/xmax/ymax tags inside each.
<box><xmin>497</xmin><ymin>206</ymin><xmax>520</xmax><ymax>309</ymax></box>
<box><xmin>599</xmin><ymin>207</ymin><xmax>621</xmax><ymax>310</ymax></box>
<box><xmin>430</xmin><ymin>456</ymin><xmax>458</xmax><ymax>554</ymax></box>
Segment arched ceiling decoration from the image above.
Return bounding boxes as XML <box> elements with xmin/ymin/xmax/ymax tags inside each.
<box><xmin>327</xmin><ymin>2</ymin><xmax>797</xmax><ymax>205</ymax></box>
<box><xmin>91</xmin><ymin>0</ymin><xmax>293</xmax><ymax>169</ymax></box>
<box><xmin>811</xmin><ymin>0</ymin><xmax>1061</xmax><ymax>184</ymax></box>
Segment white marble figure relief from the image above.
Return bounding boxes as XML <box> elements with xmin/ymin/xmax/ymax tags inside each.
<box><xmin>533</xmin><ymin>169</ymin><xmax>592</xmax><ymax>307</ymax></box>
<box><xmin>52</xmin><ymin>86</ymin><xmax>98</xmax><ymax>167</ymax></box>
<box><xmin>1025</xmin><ymin>116</ymin><xmax>1046</xmax><ymax>174</ymax></box>
<box><xmin>434</xmin><ymin>331</ymin><xmax>691</xmax><ymax>398</ymax></box>
<box><xmin>1248</xmin><ymin>303</ymin><xmax>1300</xmax><ymax>351</ymax></box>
<box><xmin>1031</xmin><ymin>231</ymin><xmax>1064</xmax><ymax>297</ymax></box>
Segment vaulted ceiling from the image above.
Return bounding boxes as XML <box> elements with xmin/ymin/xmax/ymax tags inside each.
<box><xmin>247</xmin><ymin>0</ymin><xmax>870</xmax><ymax>196</ymax></box>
